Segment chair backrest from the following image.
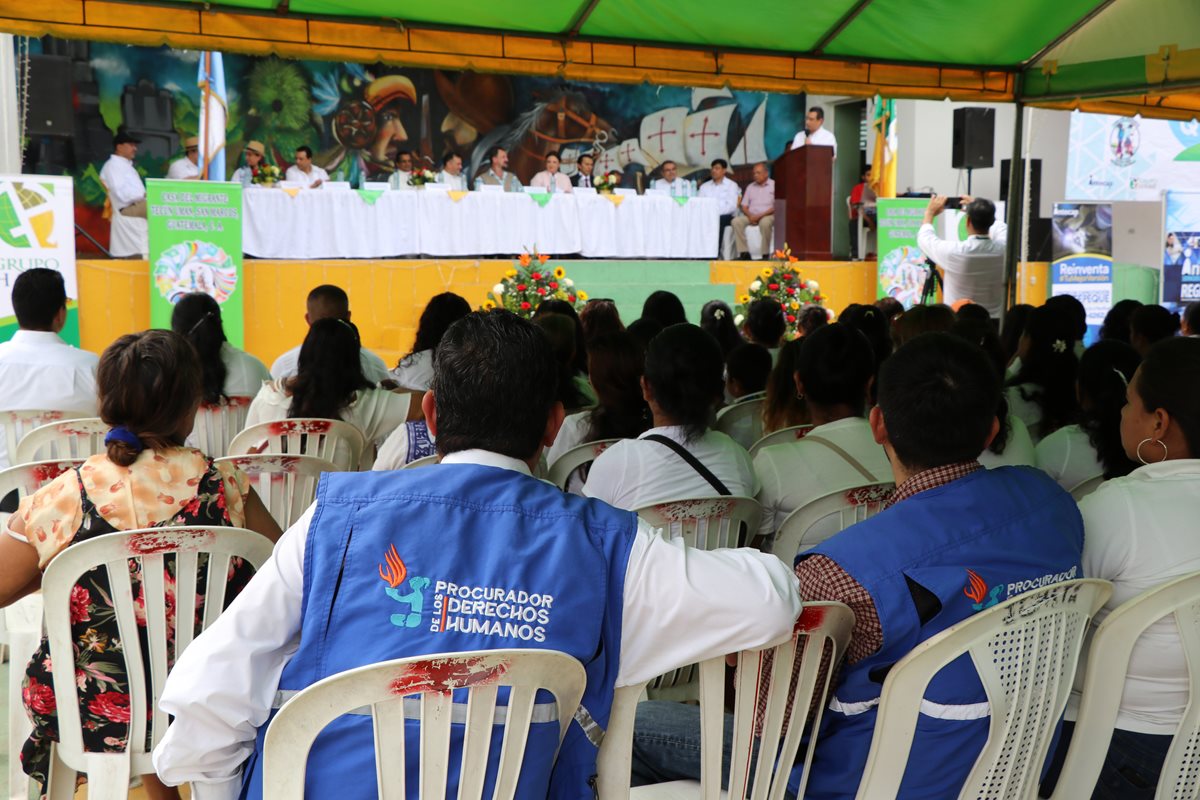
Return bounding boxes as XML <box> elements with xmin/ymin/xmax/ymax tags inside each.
<box><xmin>0</xmin><ymin>459</ymin><xmax>83</xmax><ymax>506</ymax></box>
<box><xmin>546</xmin><ymin>439</ymin><xmax>620</xmax><ymax>490</ymax></box>
<box><xmin>216</xmin><ymin>454</ymin><xmax>339</xmax><ymax>530</ymax></box>
<box><xmin>636</xmin><ymin>495</ymin><xmax>762</xmax><ymax>551</ymax></box>
<box><xmin>772</xmin><ymin>482</ymin><xmax>895</xmax><ymax>562</ymax></box>
<box><xmin>403</xmin><ymin>454</ymin><xmax>439</xmax><ymax>469</ymax></box>
<box><xmin>748</xmin><ymin>424</ymin><xmax>814</xmax><ymax>458</ymax></box>
<box><xmin>42</xmin><ymin>527</ymin><xmax>275</xmax><ymax>780</ymax></box>
<box><xmin>1</xmin><ymin>410</ymin><xmax>89</xmax><ymax>466</ymax></box>
<box><xmin>190</xmin><ymin>396</ymin><xmax>254</xmax><ymax>458</ymax></box>
<box><xmin>714</xmin><ymin>398</ymin><xmax>765</xmax><ymax>450</ymax></box>
<box><xmin>854</xmin><ymin>579</ymin><xmax>1112</xmax><ymax>800</ymax></box>
<box><xmin>14</xmin><ymin>417</ymin><xmax>108</xmax><ymax>464</ymax></box>
<box><xmin>262</xmin><ymin>649</ymin><xmax>587</xmax><ymax>800</ymax></box>
<box><xmin>228</xmin><ymin>418</ymin><xmax>367</xmax><ymax>471</ymax></box>
<box><xmin>1048</xmin><ymin>571</ymin><xmax>1200</xmax><ymax>800</ymax></box>
<box><xmin>1069</xmin><ymin>474</ymin><xmax>1104</xmax><ymax>502</ymax></box>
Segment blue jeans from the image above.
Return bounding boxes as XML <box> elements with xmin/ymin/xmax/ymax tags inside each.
<box><xmin>1041</xmin><ymin>722</ymin><xmax>1173</xmax><ymax>799</ymax></box>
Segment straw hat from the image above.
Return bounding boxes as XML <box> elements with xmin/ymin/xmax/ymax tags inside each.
<box><xmin>184</xmin><ymin>136</ymin><xmax>200</xmax><ymax>149</ymax></box>
<box><xmin>244</xmin><ymin>140</ymin><xmax>266</xmax><ymax>157</ymax></box>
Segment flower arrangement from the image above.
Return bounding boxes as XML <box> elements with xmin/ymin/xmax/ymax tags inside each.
<box><xmin>483</xmin><ymin>251</ymin><xmax>588</xmax><ymax>318</ymax></box>
<box><xmin>408</xmin><ymin>168</ymin><xmax>438</xmax><ymax>187</ymax></box>
<box><xmin>252</xmin><ymin>164</ymin><xmax>281</xmax><ymax>186</ymax></box>
<box><xmin>734</xmin><ymin>245</ymin><xmax>826</xmax><ymax>339</ymax></box>
<box><xmin>593</xmin><ymin>171</ymin><xmax>622</xmax><ymax>194</ymax></box>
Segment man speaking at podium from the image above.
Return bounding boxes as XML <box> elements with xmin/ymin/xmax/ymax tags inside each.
<box><xmin>918</xmin><ymin>195</ymin><xmax>1008</xmax><ymax>318</ymax></box>
<box><xmin>790</xmin><ymin>106</ymin><xmax>837</xmax><ymax>157</ymax></box>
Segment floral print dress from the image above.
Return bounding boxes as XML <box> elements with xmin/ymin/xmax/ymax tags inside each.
<box><xmin>13</xmin><ymin>448</ymin><xmax>254</xmax><ymax>789</ymax></box>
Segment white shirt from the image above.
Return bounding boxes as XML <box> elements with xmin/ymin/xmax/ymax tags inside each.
<box><xmin>151</xmin><ymin>449</ymin><xmax>802</xmax><ymax>798</ymax></box>
<box><xmin>1080</xmin><ymin>459</ymin><xmax>1200</xmax><ymax>734</ymax></box>
<box><xmin>583</xmin><ymin>426</ymin><xmax>758</xmax><ymax>510</ymax></box>
<box><xmin>1035</xmin><ymin>423</ymin><xmax>1103</xmax><ymax>492</ymax></box>
<box><xmin>1006</xmin><ymin>384</ymin><xmax>1046</xmax><ymax>444</ymax></box>
<box><xmin>167</xmin><ymin>157</ymin><xmax>200</xmax><ymax>180</ymax></box>
<box><xmin>219</xmin><ymin>342</ymin><xmax>271</xmax><ymax>399</ymax></box>
<box><xmin>0</xmin><ymin>330</ymin><xmax>100</xmax><ymax>468</ymax></box>
<box><xmin>790</xmin><ymin>126</ymin><xmax>838</xmax><ymax>156</ymax></box>
<box><xmin>99</xmin><ymin>154</ymin><xmax>145</xmax><ymax>209</ymax></box>
<box><xmin>371</xmin><ymin>421</ymin><xmax>430</xmax><ymax>471</ymax></box>
<box><xmin>917</xmin><ymin>221</ymin><xmax>1009</xmax><ymax>317</ymax></box>
<box><xmin>697</xmin><ymin>177</ymin><xmax>740</xmax><ymax>217</ymax></box>
<box><xmin>753</xmin><ymin>417</ymin><xmax>892</xmax><ymax>542</ymax></box>
<box><xmin>284</xmin><ymin>164</ymin><xmax>329</xmax><ymax>188</ymax></box>
<box><xmin>388</xmin><ymin>349</ymin><xmax>434</xmax><ymax>392</ymax></box>
<box><xmin>436</xmin><ymin>170</ymin><xmax>468</xmax><ymax>191</ymax></box>
<box><xmin>545</xmin><ymin>410</ymin><xmax>593</xmax><ymax>468</ymax></box>
<box><xmin>652</xmin><ymin>177</ymin><xmax>694</xmax><ymax>197</ymax></box>
<box><xmin>978</xmin><ymin>413</ymin><xmax>1037</xmax><ymax>470</ymax></box>
<box><xmin>389</xmin><ymin>170</ymin><xmax>413</xmax><ymax>190</ymax></box>
<box><xmin>270</xmin><ymin>344</ymin><xmax>390</xmax><ymax>385</ymax></box>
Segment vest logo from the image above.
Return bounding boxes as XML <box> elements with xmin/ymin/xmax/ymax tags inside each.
<box><xmin>378</xmin><ymin>544</ymin><xmax>430</xmax><ymax>628</ymax></box>
<box><xmin>964</xmin><ymin>569</ymin><xmax>1002</xmax><ymax>611</ymax></box>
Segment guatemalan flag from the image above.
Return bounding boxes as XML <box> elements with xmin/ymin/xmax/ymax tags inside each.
<box><xmin>197</xmin><ymin>52</ymin><xmax>227</xmax><ymax>180</ymax></box>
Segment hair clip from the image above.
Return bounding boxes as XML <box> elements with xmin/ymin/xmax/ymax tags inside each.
<box><xmin>1052</xmin><ymin>339</ymin><xmax>1067</xmax><ymax>354</ymax></box>
<box><xmin>1112</xmin><ymin>367</ymin><xmax>1129</xmax><ymax>387</ymax></box>
<box><xmin>713</xmin><ymin>309</ymin><xmax>725</xmax><ymax>320</ymax></box>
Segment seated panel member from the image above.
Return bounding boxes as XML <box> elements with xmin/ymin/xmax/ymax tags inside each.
<box><xmin>474</xmin><ymin>146</ymin><xmax>523</xmax><ymax>192</ymax></box>
<box><xmin>389</xmin><ymin>150</ymin><xmax>415</xmax><ymax>190</ymax></box>
<box><xmin>697</xmin><ymin>158</ymin><xmax>740</xmax><ymax>254</ymax></box>
<box><xmin>651</xmin><ymin>160</ymin><xmax>694</xmax><ymax>197</ymax></box>
<box><xmin>231</xmin><ymin>141</ymin><xmax>266</xmax><ymax>187</ymax></box>
<box><xmin>436</xmin><ymin>151</ymin><xmax>468</xmax><ymax>191</ymax></box>
<box><xmin>572</xmin><ymin>152</ymin><xmax>597</xmax><ymax>189</ymax></box>
<box><xmin>731</xmin><ymin>161</ymin><xmax>774</xmax><ymax>260</ymax></box>
<box><xmin>167</xmin><ymin>136</ymin><xmax>201</xmax><ymax>180</ymax></box>
<box><xmin>284</xmin><ymin>146</ymin><xmax>328</xmax><ymax>188</ymax></box>
<box><xmin>530</xmin><ymin>151</ymin><xmax>572</xmax><ymax>193</ymax></box>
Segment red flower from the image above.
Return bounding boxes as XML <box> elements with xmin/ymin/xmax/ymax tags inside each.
<box><xmin>520</xmin><ymin>301</ymin><xmax>531</xmax><ymax>310</ymax></box>
<box><xmin>69</xmin><ymin>585</ymin><xmax>91</xmax><ymax>624</ymax></box>
<box><xmin>23</xmin><ymin>677</ymin><xmax>56</xmax><ymax>716</ymax></box>
<box><xmin>787</xmin><ymin>314</ymin><xmax>797</xmax><ymax>323</ymax></box>
<box><xmin>536</xmin><ymin>287</ymin><xmax>547</xmax><ymax>296</ymax></box>
<box><xmin>516</xmin><ymin>284</ymin><xmax>527</xmax><ymax>292</ymax></box>
<box><xmin>531</xmin><ymin>272</ymin><xmax>542</xmax><ymax>281</ymax></box>
<box><xmin>568</xmin><ymin>295</ymin><xmax>576</xmax><ymax>302</ymax></box>
<box><xmin>768</xmin><ymin>283</ymin><xmax>779</xmax><ymax>291</ymax></box>
<box><xmin>782</xmin><ymin>274</ymin><xmax>793</xmax><ymax>281</ymax></box>
<box><xmin>786</xmin><ymin>287</ymin><xmax>796</xmax><ymax>296</ymax></box>
<box><xmin>548</xmin><ymin>281</ymin><xmax>558</xmax><ymax>289</ymax></box>
<box><xmin>88</xmin><ymin>692</ymin><xmax>131</xmax><ymax>723</ymax></box>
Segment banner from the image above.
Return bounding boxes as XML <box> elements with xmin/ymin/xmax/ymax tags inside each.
<box><xmin>0</xmin><ymin>175</ymin><xmax>79</xmax><ymax>344</ymax></box>
<box><xmin>147</xmin><ymin>179</ymin><xmax>244</xmax><ymax>346</ymax></box>
<box><xmin>1051</xmin><ymin>202</ymin><xmax>1113</xmax><ymax>344</ymax></box>
<box><xmin>1164</xmin><ymin>191</ymin><xmax>1200</xmax><ymax>315</ymax></box>
<box><xmin>1066</xmin><ymin>113</ymin><xmax>1200</xmax><ymax>202</ymax></box>
<box><xmin>876</xmin><ymin>198</ymin><xmax>934</xmax><ymax>309</ymax></box>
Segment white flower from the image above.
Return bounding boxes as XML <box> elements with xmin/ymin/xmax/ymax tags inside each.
<box><xmin>749</xmin><ymin>280</ymin><xmax>762</xmax><ymax>291</ymax></box>
<box><xmin>807</xmin><ymin>280</ymin><xmax>820</xmax><ymax>292</ymax></box>
<box><xmin>1052</xmin><ymin>339</ymin><xmax>1067</xmax><ymax>353</ymax></box>
<box><xmin>734</xmin><ymin>314</ymin><xmax>745</xmax><ymax>326</ymax></box>
<box><xmin>563</xmin><ymin>278</ymin><xmax>574</xmax><ymax>287</ymax></box>
<box><xmin>493</xmin><ymin>283</ymin><xmax>505</xmax><ymax>295</ymax></box>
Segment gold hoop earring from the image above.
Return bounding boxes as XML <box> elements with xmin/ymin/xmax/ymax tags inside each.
<box><xmin>1136</xmin><ymin>437</ymin><xmax>1168</xmax><ymax>465</ymax></box>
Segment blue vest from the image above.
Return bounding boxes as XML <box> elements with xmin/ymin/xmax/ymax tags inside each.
<box><xmin>795</xmin><ymin>467</ymin><xmax>1084</xmax><ymax>799</ymax></box>
<box><xmin>239</xmin><ymin>464</ymin><xmax>638</xmax><ymax>799</ymax></box>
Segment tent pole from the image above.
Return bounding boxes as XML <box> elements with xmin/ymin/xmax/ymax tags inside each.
<box><xmin>0</xmin><ymin>34</ymin><xmax>21</xmax><ymax>174</ymax></box>
<box><xmin>1003</xmin><ymin>74</ymin><xmax>1026</xmax><ymax>321</ymax></box>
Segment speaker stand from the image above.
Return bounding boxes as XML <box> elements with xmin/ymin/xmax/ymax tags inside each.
<box><xmin>966</xmin><ymin>167</ymin><xmax>973</xmax><ymax>196</ymax></box>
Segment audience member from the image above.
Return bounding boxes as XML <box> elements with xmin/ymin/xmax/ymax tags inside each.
<box><xmin>152</xmin><ymin>310</ymin><xmax>801</xmax><ymax>798</ymax></box>
<box><xmin>697</xmin><ymin>159</ymin><xmax>740</xmax><ymax>252</ymax></box>
<box><xmin>917</xmin><ymin>196</ymin><xmax>1007</xmax><ymax>316</ymax></box>
<box><xmin>873</xmin><ymin>296</ymin><xmax>904</xmax><ymax>321</ymax></box>
<box><xmin>724</xmin><ymin>343</ymin><xmax>771</xmax><ymax>400</ymax></box>
<box><xmin>0</xmin><ymin>269</ymin><xmax>99</xmax><ymax>468</ymax></box>
<box><xmin>838</xmin><ymin>303</ymin><xmax>892</xmax><ymax>370</ymax></box>
<box><xmin>1036</xmin><ymin>340</ymin><xmax>1140</xmax><ymax>492</ymax></box>
<box><xmin>1129</xmin><ymin>304</ymin><xmax>1181</xmax><ymax>355</ymax></box>
<box><xmin>892</xmin><ymin>303</ymin><xmax>955</xmax><ymax>348</ymax></box>
<box><xmin>1045</xmin><ymin>294</ymin><xmax>1088</xmax><ymax>345</ymax></box>
<box><xmin>632</xmin><ymin>332</ymin><xmax>1083</xmax><ymax>795</ymax></box>
<box><xmin>171</xmin><ymin>292</ymin><xmax>269</xmax><ymax>402</ymax></box>
<box><xmin>0</xmin><ymin>330</ymin><xmax>279</xmax><ymax>798</ymax></box>
<box><xmin>372</xmin><ymin>416</ymin><xmax>436</xmax><ymax>471</ymax></box>
<box><xmin>270</xmin><ymin>284</ymin><xmax>389</xmax><ymax>383</ymax></box>
<box><xmin>956</xmin><ymin>302</ymin><xmax>993</xmax><ymax>325</ymax></box>
<box><xmin>797</xmin><ymin>305</ymin><xmax>829</xmax><ymax>337</ymax></box>
<box><xmin>950</xmin><ymin>319</ymin><xmax>1036</xmax><ymax>470</ymax></box>
<box><xmin>1100</xmin><ymin>298</ymin><xmax>1142</xmax><ymax>344</ymax></box>
<box><xmin>390</xmin><ymin>292</ymin><xmax>471</xmax><ymax>391</ymax></box>
<box><xmin>579</xmin><ymin>299</ymin><xmax>624</xmax><ymax>345</ymax></box>
<box><xmin>1000</xmin><ymin>303</ymin><xmax>1034</xmax><ymax>367</ymax></box>
<box><xmin>700</xmin><ymin>300</ymin><xmax>743</xmax><ymax>357</ymax></box>
<box><xmin>1182</xmin><ymin>301</ymin><xmax>1200</xmax><ymax>336</ymax></box>
<box><xmin>530</xmin><ymin>150</ymin><xmax>573</xmax><ymax>193</ymax></box>
<box><xmin>742</xmin><ymin>298</ymin><xmax>786</xmax><ymax>354</ymax></box>
<box><xmin>284</xmin><ymin>145</ymin><xmax>327</xmax><ymax>189</ymax></box>
<box><xmin>1007</xmin><ymin>304</ymin><xmax>1081</xmax><ymax>443</ymax></box>
<box><xmin>535</xmin><ymin>298</ymin><xmax>591</xmax><ymax>377</ymax></box>
<box><xmin>584</xmin><ymin>324</ymin><xmax>757</xmax><ymax>509</ymax></box>
<box><xmin>248</xmin><ymin>319</ymin><xmax>408</xmax><ymax>463</ymax></box>
<box><xmin>761</xmin><ymin>338</ymin><xmax>810</xmax><ymax>434</ymax></box>
<box><xmin>533</xmin><ymin>313</ymin><xmax>592</xmax><ymax>414</ymax></box>
<box><xmin>626</xmin><ymin>317</ymin><xmax>664</xmax><ymax>351</ymax></box>
<box><xmin>753</xmin><ymin>323</ymin><xmax>891</xmax><ymax>548</ymax></box>
<box><xmin>641</xmin><ymin>290</ymin><xmax>688</xmax><ymax>328</ymax></box>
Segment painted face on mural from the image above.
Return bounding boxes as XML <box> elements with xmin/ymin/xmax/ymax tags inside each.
<box><xmin>371</xmin><ymin>103</ymin><xmax>410</xmax><ymax>165</ymax></box>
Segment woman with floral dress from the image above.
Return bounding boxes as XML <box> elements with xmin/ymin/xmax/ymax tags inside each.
<box><xmin>0</xmin><ymin>330</ymin><xmax>281</xmax><ymax>799</ymax></box>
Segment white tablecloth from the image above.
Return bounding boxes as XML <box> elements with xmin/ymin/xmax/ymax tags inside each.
<box><xmin>242</xmin><ymin>187</ymin><xmax>718</xmax><ymax>259</ymax></box>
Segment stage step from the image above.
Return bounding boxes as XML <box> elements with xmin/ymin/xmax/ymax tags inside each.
<box><xmin>562</xmin><ymin>261</ymin><xmax>737</xmax><ymax>324</ymax></box>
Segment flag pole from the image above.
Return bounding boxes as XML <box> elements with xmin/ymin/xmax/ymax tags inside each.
<box><xmin>200</xmin><ymin>52</ymin><xmax>211</xmax><ymax>180</ymax></box>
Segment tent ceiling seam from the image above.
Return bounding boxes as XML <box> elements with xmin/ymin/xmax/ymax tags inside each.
<box><xmin>564</xmin><ymin>0</ymin><xmax>602</xmax><ymax>37</ymax></box>
<box><xmin>811</xmin><ymin>0</ymin><xmax>875</xmax><ymax>55</ymax></box>
<box><xmin>1020</xmin><ymin>0</ymin><xmax>1119</xmax><ymax>69</ymax></box>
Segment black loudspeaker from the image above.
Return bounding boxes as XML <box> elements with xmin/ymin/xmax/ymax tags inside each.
<box><xmin>952</xmin><ymin>107</ymin><xmax>994</xmax><ymax>169</ymax></box>
<box><xmin>25</xmin><ymin>55</ymin><xmax>74</xmax><ymax>137</ymax></box>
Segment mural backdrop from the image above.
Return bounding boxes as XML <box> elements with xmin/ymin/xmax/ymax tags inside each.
<box><xmin>20</xmin><ymin>37</ymin><xmax>808</xmax><ymax>253</ymax></box>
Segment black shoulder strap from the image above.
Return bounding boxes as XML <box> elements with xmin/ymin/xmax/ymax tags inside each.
<box><xmin>643</xmin><ymin>434</ymin><xmax>731</xmax><ymax>496</ymax></box>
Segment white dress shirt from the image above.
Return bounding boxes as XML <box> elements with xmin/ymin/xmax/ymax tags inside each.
<box><xmin>283</xmin><ymin>164</ymin><xmax>329</xmax><ymax>188</ymax></box>
<box><xmin>790</xmin><ymin>126</ymin><xmax>838</xmax><ymax>156</ymax></box>
<box><xmin>219</xmin><ymin>342</ymin><xmax>271</xmax><ymax>399</ymax></box>
<box><xmin>1080</xmin><ymin>459</ymin><xmax>1200</xmax><ymax>734</ymax></box>
<box><xmin>151</xmin><ymin>449</ymin><xmax>802</xmax><ymax>798</ymax></box>
<box><xmin>652</xmin><ymin>177</ymin><xmax>695</xmax><ymax>197</ymax></box>
<box><xmin>0</xmin><ymin>330</ymin><xmax>100</xmax><ymax>468</ymax></box>
<box><xmin>1034</xmin><ymin>423</ymin><xmax>1103</xmax><ymax>492</ymax></box>
<box><xmin>583</xmin><ymin>425</ymin><xmax>758</xmax><ymax>510</ymax></box>
<box><xmin>697</xmin><ymin>177</ymin><xmax>740</xmax><ymax>217</ymax></box>
<box><xmin>917</xmin><ymin>221</ymin><xmax>1009</xmax><ymax>317</ymax></box>
<box><xmin>388</xmin><ymin>349</ymin><xmax>434</xmax><ymax>392</ymax></box>
<box><xmin>167</xmin><ymin>157</ymin><xmax>200</xmax><ymax>180</ymax></box>
<box><xmin>436</xmin><ymin>170</ymin><xmax>468</xmax><ymax>191</ymax></box>
<box><xmin>530</xmin><ymin>171</ymin><xmax>573</xmax><ymax>193</ymax></box>
<box><xmin>99</xmin><ymin>154</ymin><xmax>145</xmax><ymax>209</ymax></box>
<box><xmin>231</xmin><ymin>167</ymin><xmax>255</xmax><ymax>187</ymax></box>
<box><xmin>270</xmin><ymin>344</ymin><xmax>390</xmax><ymax>385</ymax></box>
<box><xmin>1006</xmin><ymin>384</ymin><xmax>1046</xmax><ymax>444</ymax></box>
<box><xmin>978</xmin><ymin>413</ymin><xmax>1037</xmax><ymax>470</ymax></box>
<box><xmin>389</xmin><ymin>169</ymin><xmax>413</xmax><ymax>190</ymax></box>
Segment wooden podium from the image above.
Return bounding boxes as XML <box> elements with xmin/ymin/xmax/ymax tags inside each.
<box><xmin>773</xmin><ymin>145</ymin><xmax>833</xmax><ymax>260</ymax></box>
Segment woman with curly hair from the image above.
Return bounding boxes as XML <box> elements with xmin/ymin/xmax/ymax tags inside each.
<box><xmin>1006</xmin><ymin>304</ymin><xmax>1081</xmax><ymax>444</ymax></box>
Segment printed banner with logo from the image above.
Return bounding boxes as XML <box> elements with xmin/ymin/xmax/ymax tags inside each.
<box><xmin>1164</xmin><ymin>191</ymin><xmax>1200</xmax><ymax>315</ymax></box>
<box><xmin>876</xmin><ymin>198</ymin><xmax>935</xmax><ymax>309</ymax></box>
<box><xmin>1051</xmin><ymin>202</ymin><xmax>1113</xmax><ymax>344</ymax></box>
<box><xmin>147</xmin><ymin>179</ymin><xmax>244</xmax><ymax>347</ymax></box>
<box><xmin>1066</xmin><ymin>113</ymin><xmax>1200</xmax><ymax>202</ymax></box>
<box><xmin>0</xmin><ymin>175</ymin><xmax>79</xmax><ymax>344</ymax></box>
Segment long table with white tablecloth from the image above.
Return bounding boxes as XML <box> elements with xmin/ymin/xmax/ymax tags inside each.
<box><xmin>242</xmin><ymin>187</ymin><xmax>718</xmax><ymax>259</ymax></box>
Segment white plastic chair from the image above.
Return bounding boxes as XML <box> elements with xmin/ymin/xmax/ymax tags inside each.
<box><xmin>189</xmin><ymin>395</ymin><xmax>254</xmax><ymax>458</ymax></box>
<box><xmin>854</xmin><ymin>579</ymin><xmax>1112</xmax><ymax>800</ymax></box>
<box><xmin>1</xmin><ymin>409</ymin><xmax>89</xmax><ymax>468</ymax></box>
<box><xmin>772</xmin><ymin>482</ymin><xmax>895</xmax><ymax>562</ymax></box>
<box><xmin>402</xmin><ymin>454</ymin><xmax>439</xmax><ymax>469</ymax></box>
<box><xmin>1069</xmin><ymin>474</ymin><xmax>1104</xmax><ymax>501</ymax></box>
<box><xmin>1049</xmin><ymin>571</ymin><xmax>1200</xmax><ymax>800</ymax></box>
<box><xmin>41</xmin><ymin>526</ymin><xmax>275</xmax><ymax>798</ymax></box>
<box><xmin>715</xmin><ymin>398</ymin><xmax>765</xmax><ymax>450</ymax></box>
<box><xmin>748</xmin><ymin>424</ymin><xmax>815</xmax><ymax>458</ymax></box>
<box><xmin>14</xmin><ymin>417</ymin><xmax>108</xmax><ymax>464</ymax></box>
<box><xmin>229</xmin><ymin>418</ymin><xmax>367</xmax><ymax>472</ymax></box>
<box><xmin>598</xmin><ymin>602</ymin><xmax>855</xmax><ymax>800</ymax></box>
<box><xmin>546</xmin><ymin>439</ymin><xmax>620</xmax><ymax>491</ymax></box>
<box><xmin>217</xmin><ymin>454</ymin><xmax>339</xmax><ymax>530</ymax></box>
<box><xmin>262</xmin><ymin>649</ymin><xmax>587</xmax><ymax>799</ymax></box>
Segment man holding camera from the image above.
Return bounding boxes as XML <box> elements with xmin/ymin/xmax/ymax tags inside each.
<box><xmin>917</xmin><ymin>195</ymin><xmax>1008</xmax><ymax>317</ymax></box>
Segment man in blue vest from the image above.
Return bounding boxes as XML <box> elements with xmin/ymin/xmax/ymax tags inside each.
<box><xmin>152</xmin><ymin>309</ymin><xmax>802</xmax><ymax>799</ymax></box>
<box><xmin>630</xmin><ymin>332</ymin><xmax>1084</xmax><ymax>798</ymax></box>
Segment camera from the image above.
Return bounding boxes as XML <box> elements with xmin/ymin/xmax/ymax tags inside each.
<box><xmin>944</xmin><ymin>196</ymin><xmax>964</xmax><ymax>210</ymax></box>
